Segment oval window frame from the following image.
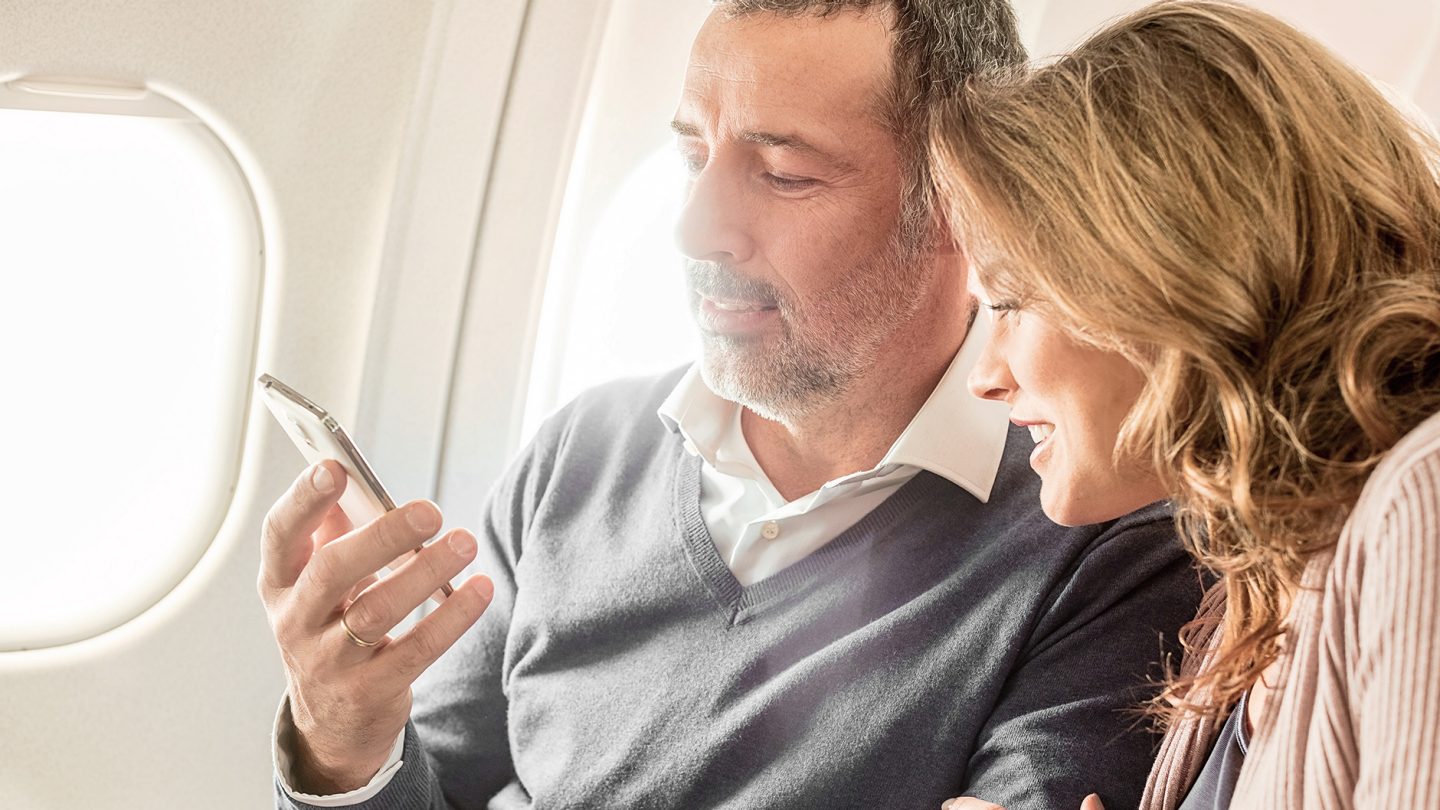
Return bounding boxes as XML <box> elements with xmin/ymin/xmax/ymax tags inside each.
<box><xmin>0</xmin><ymin>76</ymin><xmax>264</xmax><ymax>651</ymax></box>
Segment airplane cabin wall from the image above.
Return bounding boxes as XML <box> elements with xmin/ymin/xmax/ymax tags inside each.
<box><xmin>0</xmin><ymin>1</ymin><xmax>530</xmax><ymax>807</ymax></box>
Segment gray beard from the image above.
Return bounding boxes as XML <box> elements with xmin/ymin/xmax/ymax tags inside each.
<box><xmin>698</xmin><ymin>329</ymin><xmax>850</xmax><ymax>423</ymax></box>
<box><xmin>690</xmin><ymin>232</ymin><xmax>930</xmax><ymax>424</ymax></box>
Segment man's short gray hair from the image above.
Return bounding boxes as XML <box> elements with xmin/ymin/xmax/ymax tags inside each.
<box><xmin>712</xmin><ymin>0</ymin><xmax>1027</xmax><ymax>239</ymax></box>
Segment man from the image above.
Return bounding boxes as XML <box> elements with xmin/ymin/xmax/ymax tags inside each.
<box><xmin>262</xmin><ymin>2</ymin><xmax>1201</xmax><ymax>808</ymax></box>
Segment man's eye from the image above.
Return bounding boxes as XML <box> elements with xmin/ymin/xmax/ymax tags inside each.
<box><xmin>676</xmin><ymin>144</ymin><xmax>707</xmax><ymax>176</ymax></box>
<box><xmin>765</xmin><ymin>172</ymin><xmax>818</xmax><ymax>192</ymax></box>
<box><xmin>680</xmin><ymin>153</ymin><xmax>706</xmax><ymax>176</ymax></box>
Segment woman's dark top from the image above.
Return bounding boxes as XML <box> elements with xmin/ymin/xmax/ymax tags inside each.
<box><xmin>1177</xmin><ymin>692</ymin><xmax>1250</xmax><ymax>810</ymax></box>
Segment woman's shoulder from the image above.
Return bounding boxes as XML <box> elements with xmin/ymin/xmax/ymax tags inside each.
<box><xmin>1320</xmin><ymin>412</ymin><xmax>1440</xmax><ymax>594</ymax></box>
<box><xmin>1355</xmin><ymin>410</ymin><xmax>1440</xmax><ymax>522</ymax></box>
<box><xmin>1384</xmin><ymin>409</ymin><xmax>1440</xmax><ymax>469</ymax></box>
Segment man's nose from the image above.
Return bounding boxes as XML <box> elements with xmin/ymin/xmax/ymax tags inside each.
<box><xmin>675</xmin><ymin>161</ymin><xmax>754</xmax><ymax>265</ymax></box>
<box><xmin>967</xmin><ymin>334</ymin><xmax>1016</xmax><ymax>404</ymax></box>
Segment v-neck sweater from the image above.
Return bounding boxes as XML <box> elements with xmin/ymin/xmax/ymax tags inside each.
<box><xmin>278</xmin><ymin>368</ymin><xmax>1203</xmax><ymax>810</ymax></box>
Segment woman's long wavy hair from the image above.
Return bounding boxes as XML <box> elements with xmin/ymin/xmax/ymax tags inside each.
<box><xmin>929</xmin><ymin>0</ymin><xmax>1440</xmax><ymax>724</ymax></box>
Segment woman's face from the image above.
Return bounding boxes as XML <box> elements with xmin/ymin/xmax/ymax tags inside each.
<box><xmin>967</xmin><ymin>283</ymin><xmax>1168</xmax><ymax>526</ymax></box>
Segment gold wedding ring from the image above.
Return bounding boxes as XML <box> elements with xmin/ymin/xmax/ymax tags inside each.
<box><xmin>339</xmin><ymin>611</ymin><xmax>381</xmax><ymax>648</ymax></box>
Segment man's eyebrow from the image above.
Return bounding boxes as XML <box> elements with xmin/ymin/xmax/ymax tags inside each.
<box><xmin>669</xmin><ymin>120</ymin><xmax>855</xmax><ymax>171</ymax></box>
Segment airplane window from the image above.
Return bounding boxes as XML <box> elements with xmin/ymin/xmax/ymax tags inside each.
<box><xmin>521</xmin><ymin>0</ymin><xmax>709</xmax><ymax>441</ymax></box>
<box><xmin>0</xmin><ymin>100</ymin><xmax>261</xmax><ymax>650</ymax></box>
<box><xmin>522</xmin><ymin>144</ymin><xmax>696</xmax><ymax>439</ymax></box>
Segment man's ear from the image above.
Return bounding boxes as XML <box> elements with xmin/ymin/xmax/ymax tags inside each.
<box><xmin>924</xmin><ymin>206</ymin><xmax>978</xmax><ymax>299</ymax></box>
<box><xmin>928</xmin><ymin>207</ymin><xmax>965</xmax><ymax>260</ymax></box>
<box><xmin>927</xmin><ymin>204</ymin><xmax>961</xmax><ymax>257</ymax></box>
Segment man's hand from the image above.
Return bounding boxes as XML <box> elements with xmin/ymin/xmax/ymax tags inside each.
<box><xmin>941</xmin><ymin>794</ymin><xmax>1106</xmax><ymax>810</ymax></box>
<box><xmin>258</xmin><ymin>460</ymin><xmax>495</xmax><ymax>794</ymax></box>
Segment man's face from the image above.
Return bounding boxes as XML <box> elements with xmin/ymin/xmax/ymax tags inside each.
<box><xmin>672</xmin><ymin>8</ymin><xmax>933</xmax><ymax>421</ymax></box>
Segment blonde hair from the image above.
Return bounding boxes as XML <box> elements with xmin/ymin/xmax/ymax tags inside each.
<box><xmin>930</xmin><ymin>0</ymin><xmax>1440</xmax><ymax>723</ymax></box>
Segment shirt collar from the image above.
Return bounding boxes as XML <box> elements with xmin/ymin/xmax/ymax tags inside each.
<box><xmin>656</xmin><ymin>315</ymin><xmax>1010</xmax><ymax>503</ymax></box>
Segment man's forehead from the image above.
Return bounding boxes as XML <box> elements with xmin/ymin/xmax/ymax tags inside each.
<box><xmin>677</xmin><ymin>8</ymin><xmax>895</xmax><ymax>138</ymax></box>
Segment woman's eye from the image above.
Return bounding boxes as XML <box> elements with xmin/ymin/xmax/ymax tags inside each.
<box><xmin>985</xmin><ymin>300</ymin><xmax>1021</xmax><ymax>321</ymax></box>
<box><xmin>979</xmin><ymin>298</ymin><xmax>1025</xmax><ymax>322</ymax></box>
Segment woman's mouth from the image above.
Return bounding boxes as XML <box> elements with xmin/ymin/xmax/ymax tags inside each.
<box><xmin>1027</xmin><ymin>424</ymin><xmax>1054</xmax><ymax>444</ymax></box>
<box><xmin>1016</xmin><ymin>421</ymin><xmax>1056</xmax><ymax>469</ymax></box>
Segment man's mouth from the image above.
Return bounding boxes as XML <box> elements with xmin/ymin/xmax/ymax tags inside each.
<box><xmin>697</xmin><ymin>296</ymin><xmax>780</xmax><ymax>335</ymax></box>
<box><xmin>706</xmin><ymin>297</ymin><xmax>778</xmax><ymax>313</ymax></box>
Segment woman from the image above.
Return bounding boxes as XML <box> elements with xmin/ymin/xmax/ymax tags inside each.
<box><xmin>930</xmin><ymin>2</ymin><xmax>1440</xmax><ymax>808</ymax></box>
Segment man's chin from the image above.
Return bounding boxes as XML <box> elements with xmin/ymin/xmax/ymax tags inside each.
<box><xmin>698</xmin><ymin>349</ymin><xmax>843</xmax><ymax>424</ymax></box>
<box><xmin>700</xmin><ymin>353</ymin><xmax>780</xmax><ymax>416</ymax></box>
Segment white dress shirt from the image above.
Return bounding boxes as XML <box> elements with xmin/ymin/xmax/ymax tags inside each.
<box><xmin>277</xmin><ymin>315</ymin><xmax>1012</xmax><ymax>803</ymax></box>
<box><xmin>657</xmin><ymin>313</ymin><xmax>1011</xmax><ymax>585</ymax></box>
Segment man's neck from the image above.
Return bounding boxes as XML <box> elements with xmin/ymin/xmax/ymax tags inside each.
<box><xmin>742</xmin><ymin>308</ymin><xmax>971</xmax><ymax>501</ymax></box>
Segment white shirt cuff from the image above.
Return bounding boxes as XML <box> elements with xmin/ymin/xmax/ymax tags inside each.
<box><xmin>272</xmin><ymin>692</ymin><xmax>407</xmax><ymax>807</ymax></box>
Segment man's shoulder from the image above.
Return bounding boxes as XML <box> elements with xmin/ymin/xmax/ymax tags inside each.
<box><xmin>528</xmin><ymin>364</ymin><xmax>690</xmax><ymax>457</ymax></box>
<box><xmin>562</xmin><ymin>364</ymin><xmax>688</xmax><ymax>425</ymax></box>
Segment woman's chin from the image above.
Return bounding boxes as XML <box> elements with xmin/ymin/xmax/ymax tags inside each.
<box><xmin>1042</xmin><ymin>484</ymin><xmax>1168</xmax><ymax>527</ymax></box>
<box><xmin>1041</xmin><ymin>488</ymin><xmax>1127</xmax><ymax>528</ymax></box>
<box><xmin>1042</xmin><ymin>503</ymin><xmax>1094</xmax><ymax>527</ymax></box>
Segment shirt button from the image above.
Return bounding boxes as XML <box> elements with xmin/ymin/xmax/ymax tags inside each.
<box><xmin>760</xmin><ymin>521</ymin><xmax>781</xmax><ymax>540</ymax></box>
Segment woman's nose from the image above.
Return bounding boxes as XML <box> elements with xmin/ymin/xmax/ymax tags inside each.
<box><xmin>967</xmin><ymin>329</ymin><xmax>1016</xmax><ymax>404</ymax></box>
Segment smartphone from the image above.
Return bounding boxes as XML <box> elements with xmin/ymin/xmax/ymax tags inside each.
<box><xmin>256</xmin><ymin>373</ymin><xmax>453</xmax><ymax>603</ymax></box>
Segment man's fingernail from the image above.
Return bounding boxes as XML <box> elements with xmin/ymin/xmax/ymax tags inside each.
<box><xmin>448</xmin><ymin>530</ymin><xmax>476</xmax><ymax>557</ymax></box>
<box><xmin>312</xmin><ymin>464</ymin><xmax>334</xmax><ymax>493</ymax></box>
<box><xmin>472</xmin><ymin>575</ymin><xmax>495</xmax><ymax>601</ymax></box>
<box><xmin>407</xmin><ymin>503</ymin><xmax>438</xmax><ymax>533</ymax></box>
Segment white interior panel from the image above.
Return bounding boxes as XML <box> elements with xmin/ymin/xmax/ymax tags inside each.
<box><xmin>521</xmin><ymin>0</ymin><xmax>710</xmax><ymax>441</ymax></box>
<box><xmin>356</xmin><ymin>0</ymin><xmax>529</xmax><ymax>510</ymax></box>
<box><xmin>1015</xmin><ymin>0</ymin><xmax>1440</xmax><ymax>122</ymax></box>
<box><xmin>437</xmin><ymin>0</ymin><xmax>617</xmax><ymax>526</ymax></box>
